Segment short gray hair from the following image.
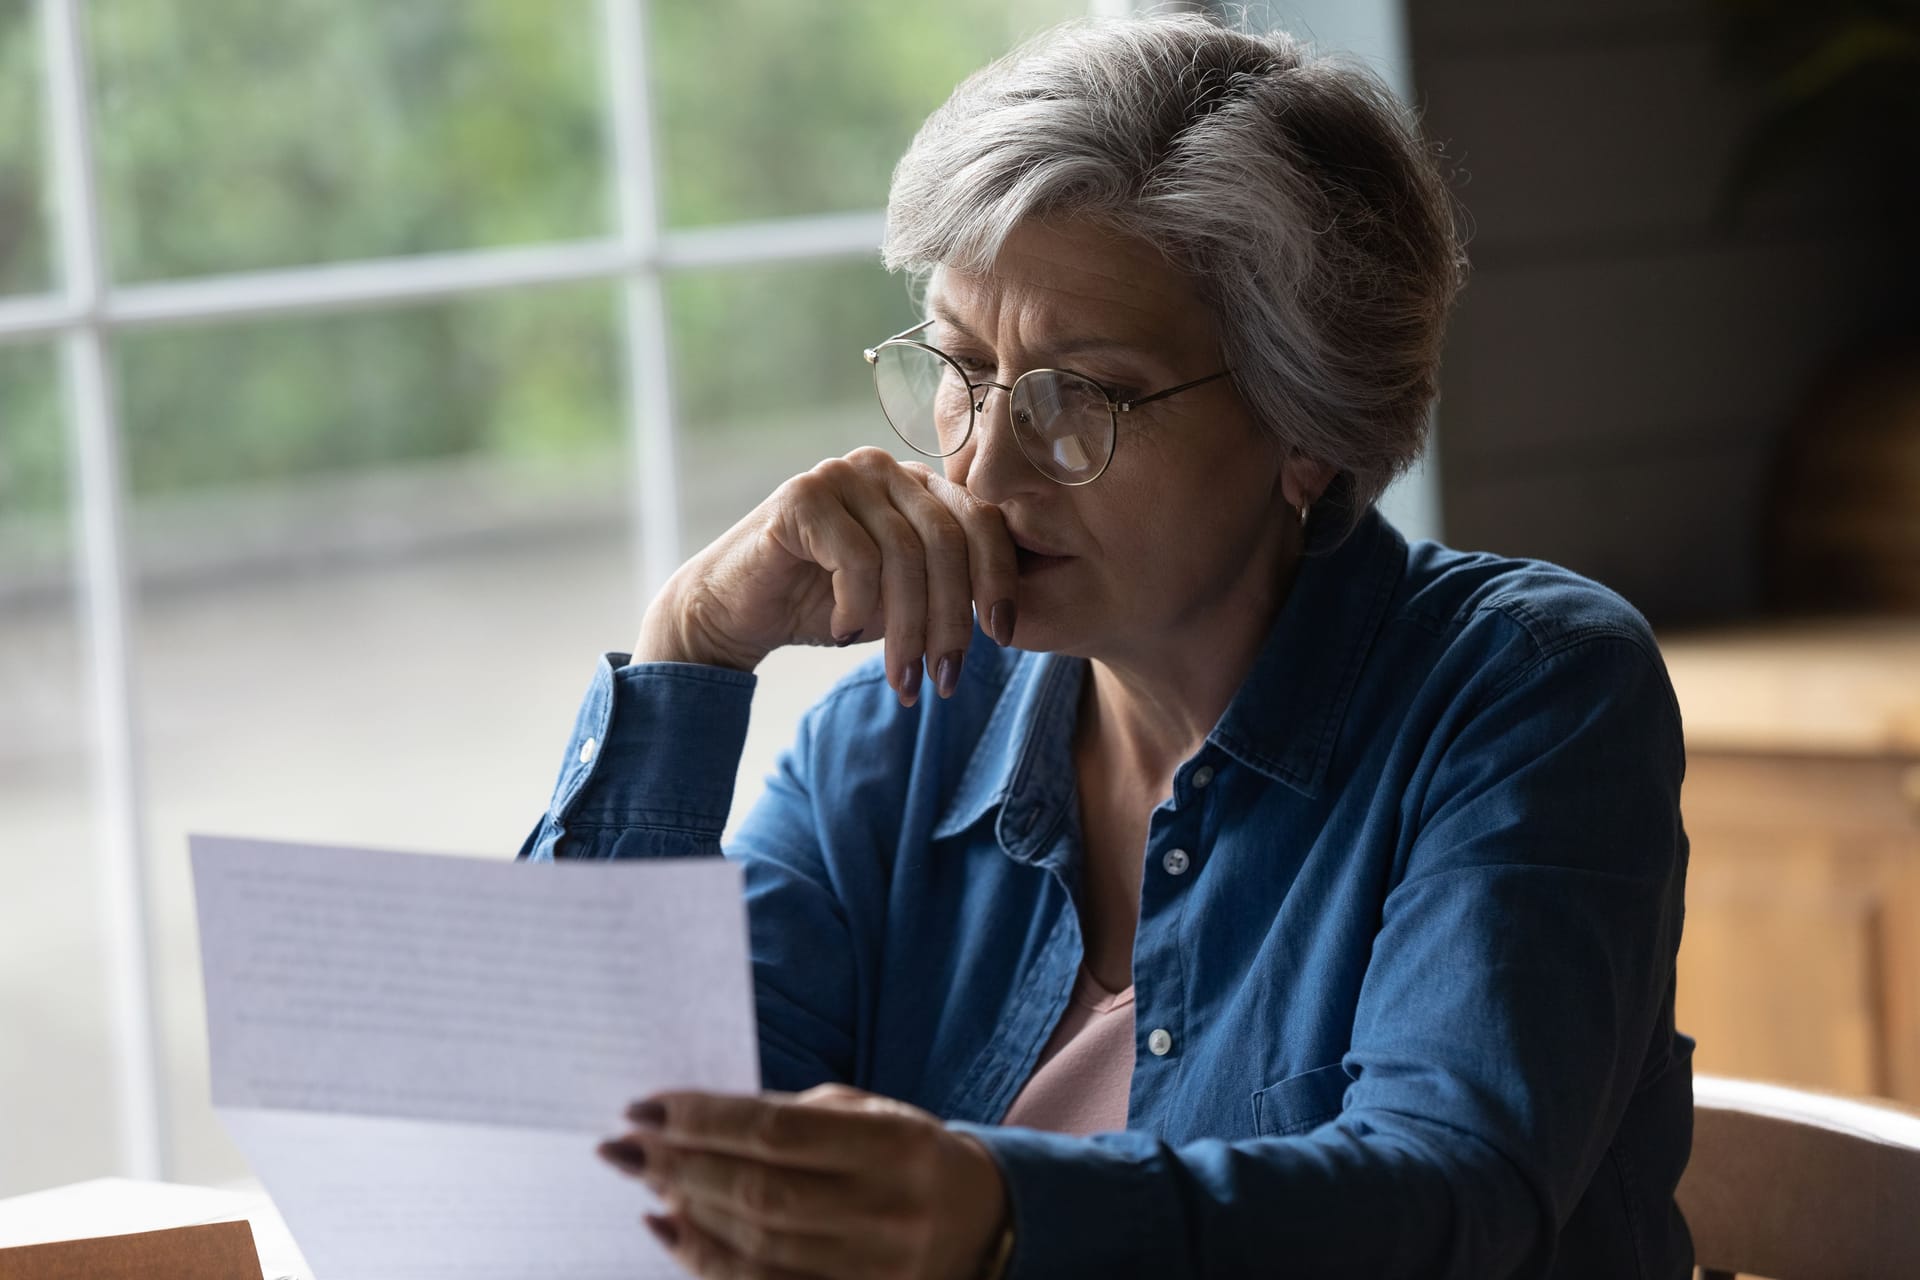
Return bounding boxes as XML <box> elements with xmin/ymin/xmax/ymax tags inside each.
<box><xmin>883</xmin><ymin>12</ymin><xmax>1469</xmax><ymax>523</ymax></box>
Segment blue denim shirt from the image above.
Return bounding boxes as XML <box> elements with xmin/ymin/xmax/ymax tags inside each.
<box><xmin>519</xmin><ymin>508</ymin><xmax>1695</xmax><ymax>1279</ymax></box>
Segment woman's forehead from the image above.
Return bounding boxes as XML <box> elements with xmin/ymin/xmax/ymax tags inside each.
<box><xmin>927</xmin><ymin>222</ymin><xmax>1214</xmax><ymax>354</ymax></box>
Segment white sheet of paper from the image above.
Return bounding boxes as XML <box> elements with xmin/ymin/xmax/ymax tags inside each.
<box><xmin>190</xmin><ymin>833</ymin><xmax>760</xmax><ymax>1279</ymax></box>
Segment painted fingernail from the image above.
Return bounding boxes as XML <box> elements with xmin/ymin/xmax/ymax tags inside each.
<box><xmin>626</xmin><ymin>1100</ymin><xmax>667</xmax><ymax>1128</ymax></box>
<box><xmin>936</xmin><ymin>652</ymin><xmax>963</xmax><ymax>699</ymax></box>
<box><xmin>989</xmin><ymin>599</ymin><xmax>1016</xmax><ymax>647</ymax></box>
<box><xmin>833</xmin><ymin>629</ymin><xmax>863</xmax><ymax>648</ymax></box>
<box><xmin>598</xmin><ymin>1138</ymin><xmax>646</xmax><ymax>1173</ymax></box>
<box><xmin>643</xmin><ymin>1214</ymin><xmax>680</xmax><ymax>1249</ymax></box>
<box><xmin>899</xmin><ymin>661</ymin><xmax>923</xmax><ymax>706</ymax></box>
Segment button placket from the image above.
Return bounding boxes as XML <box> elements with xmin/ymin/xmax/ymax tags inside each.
<box><xmin>1135</xmin><ymin>804</ymin><xmax>1193</xmax><ymax>1091</ymax></box>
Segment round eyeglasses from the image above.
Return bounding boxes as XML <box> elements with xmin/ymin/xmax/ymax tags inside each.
<box><xmin>862</xmin><ymin>320</ymin><xmax>1233</xmax><ymax>486</ymax></box>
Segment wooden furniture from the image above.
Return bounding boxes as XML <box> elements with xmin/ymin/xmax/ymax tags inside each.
<box><xmin>1679</xmin><ymin>1075</ymin><xmax>1920</xmax><ymax>1280</ymax></box>
<box><xmin>1660</xmin><ymin>619</ymin><xmax>1920</xmax><ymax>1105</ymax></box>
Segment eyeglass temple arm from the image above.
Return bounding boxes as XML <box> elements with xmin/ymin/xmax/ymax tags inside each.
<box><xmin>862</xmin><ymin>318</ymin><xmax>937</xmax><ymax>364</ymax></box>
<box><xmin>1117</xmin><ymin>368</ymin><xmax>1234</xmax><ymax>412</ymax></box>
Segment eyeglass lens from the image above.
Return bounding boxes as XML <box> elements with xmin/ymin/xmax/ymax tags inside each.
<box><xmin>870</xmin><ymin>342</ymin><xmax>1114</xmax><ymax>484</ymax></box>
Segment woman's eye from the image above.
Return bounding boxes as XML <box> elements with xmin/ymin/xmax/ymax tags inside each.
<box><xmin>952</xmin><ymin>354</ymin><xmax>994</xmax><ymax>375</ymax></box>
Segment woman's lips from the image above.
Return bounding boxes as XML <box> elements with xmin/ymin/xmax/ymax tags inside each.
<box><xmin>1008</xmin><ymin>530</ymin><xmax>1070</xmax><ymax>557</ymax></box>
<box><xmin>1015</xmin><ymin>546</ymin><xmax>1074</xmax><ymax>575</ymax></box>
<box><xmin>1008</xmin><ymin>529</ymin><xmax>1073</xmax><ymax>575</ymax></box>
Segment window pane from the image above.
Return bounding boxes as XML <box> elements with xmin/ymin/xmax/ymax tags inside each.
<box><xmin>117</xmin><ymin>285</ymin><xmax>624</xmax><ymax>497</ymax></box>
<box><xmin>0</xmin><ymin>341</ymin><xmax>68</xmax><ymax>571</ymax></box>
<box><xmin>0</xmin><ymin>343</ymin><xmax>115</xmax><ymax>1197</ymax></box>
<box><xmin>655</xmin><ymin>0</ymin><xmax>1088</xmax><ymax>227</ymax></box>
<box><xmin>0</xmin><ymin>0</ymin><xmax>53</xmax><ymax>294</ymax></box>
<box><xmin>107</xmin><ymin>288</ymin><xmax>634</xmax><ymax>1183</ymax></box>
<box><xmin>670</xmin><ymin>258</ymin><xmax>915</xmax><ymax>549</ymax></box>
<box><xmin>89</xmin><ymin>0</ymin><xmax>609</xmax><ymax>283</ymax></box>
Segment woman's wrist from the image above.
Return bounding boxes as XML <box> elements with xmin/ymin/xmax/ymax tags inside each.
<box><xmin>631</xmin><ymin>579</ymin><xmax>765</xmax><ymax>672</ymax></box>
<box><xmin>945</xmin><ymin>1129</ymin><xmax>1015</xmax><ymax>1280</ymax></box>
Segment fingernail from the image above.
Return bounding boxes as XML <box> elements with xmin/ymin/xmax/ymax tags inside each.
<box><xmin>643</xmin><ymin>1214</ymin><xmax>680</xmax><ymax>1249</ymax></box>
<box><xmin>989</xmin><ymin>599</ymin><xmax>1016</xmax><ymax>647</ymax></box>
<box><xmin>834</xmin><ymin>629</ymin><xmax>863</xmax><ymax>647</ymax></box>
<box><xmin>626</xmin><ymin>1100</ymin><xmax>667</xmax><ymax>1128</ymax></box>
<box><xmin>936</xmin><ymin>652</ymin><xmax>962</xmax><ymax>699</ymax></box>
<box><xmin>598</xmin><ymin>1138</ymin><xmax>646</xmax><ymax>1173</ymax></box>
<box><xmin>900</xmin><ymin>661</ymin><xmax>923</xmax><ymax>706</ymax></box>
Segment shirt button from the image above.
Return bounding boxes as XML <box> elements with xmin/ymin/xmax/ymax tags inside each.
<box><xmin>578</xmin><ymin>737</ymin><xmax>597</xmax><ymax>764</ymax></box>
<box><xmin>1162</xmin><ymin>847</ymin><xmax>1191</xmax><ymax>876</ymax></box>
<box><xmin>1147</xmin><ymin>1028</ymin><xmax>1174</xmax><ymax>1057</ymax></box>
<box><xmin>1191</xmin><ymin>765</ymin><xmax>1215</xmax><ymax>790</ymax></box>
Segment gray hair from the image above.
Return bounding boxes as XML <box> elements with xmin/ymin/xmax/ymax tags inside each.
<box><xmin>883</xmin><ymin>11</ymin><xmax>1469</xmax><ymax>524</ymax></box>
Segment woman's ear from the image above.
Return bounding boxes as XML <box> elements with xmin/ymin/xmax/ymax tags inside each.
<box><xmin>1281</xmin><ymin>455</ymin><xmax>1338</xmax><ymax>510</ymax></box>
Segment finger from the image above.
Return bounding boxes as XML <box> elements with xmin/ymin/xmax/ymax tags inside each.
<box><xmin>628</xmin><ymin>1137</ymin><xmax>872</xmax><ymax>1228</ymax></box>
<box><xmin>915</xmin><ymin>470</ymin><xmax>1019</xmax><ymax>649</ymax></box>
<box><xmin>630</xmin><ymin>1091</ymin><xmax>911</xmax><ymax>1174</ymax></box>
<box><xmin>674</xmin><ymin>1193</ymin><xmax>904</xmax><ymax>1280</ymax></box>
<box><xmin>884</xmin><ymin>471</ymin><xmax>978</xmax><ymax>698</ymax></box>
<box><xmin>844</xmin><ymin>494</ymin><xmax>928</xmax><ymax>707</ymax></box>
<box><xmin>787</xmin><ymin>498</ymin><xmax>883</xmax><ymax>645</ymax></box>
<box><xmin>645</xmin><ymin>1209</ymin><xmax>817</xmax><ymax>1280</ymax></box>
<box><xmin>796</xmin><ymin>456</ymin><xmax>920</xmax><ymax>698</ymax></box>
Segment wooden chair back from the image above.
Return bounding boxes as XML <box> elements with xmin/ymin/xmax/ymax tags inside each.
<box><xmin>1680</xmin><ymin>1075</ymin><xmax>1920</xmax><ymax>1279</ymax></box>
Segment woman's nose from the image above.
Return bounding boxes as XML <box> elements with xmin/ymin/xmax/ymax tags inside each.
<box><xmin>958</xmin><ymin>383</ymin><xmax>1044</xmax><ymax>504</ymax></box>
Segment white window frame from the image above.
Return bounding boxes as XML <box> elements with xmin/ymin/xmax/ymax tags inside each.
<box><xmin>6</xmin><ymin>0</ymin><xmax>1126</xmax><ymax>1182</ymax></box>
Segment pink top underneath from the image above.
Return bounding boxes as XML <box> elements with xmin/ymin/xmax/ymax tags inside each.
<box><xmin>999</xmin><ymin>963</ymin><xmax>1136</xmax><ymax>1134</ymax></box>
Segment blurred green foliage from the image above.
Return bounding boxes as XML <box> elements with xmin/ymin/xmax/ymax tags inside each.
<box><xmin>116</xmin><ymin>284</ymin><xmax>624</xmax><ymax>494</ymax></box>
<box><xmin>0</xmin><ymin>0</ymin><xmax>1085</xmax><ymax>529</ymax></box>
<box><xmin>0</xmin><ymin>0</ymin><xmax>51</xmax><ymax>294</ymax></box>
<box><xmin>655</xmin><ymin>0</ymin><xmax>1082</xmax><ymax>227</ymax></box>
<box><xmin>0</xmin><ymin>344</ymin><xmax>60</xmax><ymax>539</ymax></box>
<box><xmin>659</xmin><ymin>0</ymin><xmax>1082</xmax><ymax>440</ymax></box>
<box><xmin>91</xmin><ymin>0</ymin><xmax>610</xmax><ymax>280</ymax></box>
<box><xmin>669</xmin><ymin>258</ymin><xmax>906</xmax><ymax>438</ymax></box>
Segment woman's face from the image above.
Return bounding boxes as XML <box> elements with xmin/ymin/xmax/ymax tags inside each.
<box><xmin>931</xmin><ymin>217</ymin><xmax>1299</xmax><ymax>661</ymax></box>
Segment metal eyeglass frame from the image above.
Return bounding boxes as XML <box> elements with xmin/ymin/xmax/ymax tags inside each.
<box><xmin>862</xmin><ymin>319</ymin><xmax>1234</xmax><ymax>486</ymax></box>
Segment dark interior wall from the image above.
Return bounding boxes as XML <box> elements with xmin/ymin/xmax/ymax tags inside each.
<box><xmin>1406</xmin><ymin>0</ymin><xmax>1908</xmax><ymax>624</ymax></box>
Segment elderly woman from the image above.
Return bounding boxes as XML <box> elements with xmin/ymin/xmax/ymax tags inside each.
<box><xmin>524</xmin><ymin>13</ymin><xmax>1693</xmax><ymax>1280</ymax></box>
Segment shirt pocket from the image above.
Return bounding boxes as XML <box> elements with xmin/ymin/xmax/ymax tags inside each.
<box><xmin>1251</xmin><ymin>1061</ymin><xmax>1352</xmax><ymax>1138</ymax></box>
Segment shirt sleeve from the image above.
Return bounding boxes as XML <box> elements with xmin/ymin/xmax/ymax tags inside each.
<box><xmin>516</xmin><ymin>653</ymin><xmax>757</xmax><ymax>861</ymax></box>
<box><xmin>516</xmin><ymin>652</ymin><xmax>859</xmax><ymax>1090</ymax></box>
<box><xmin>954</xmin><ymin>631</ymin><xmax>1689</xmax><ymax>1280</ymax></box>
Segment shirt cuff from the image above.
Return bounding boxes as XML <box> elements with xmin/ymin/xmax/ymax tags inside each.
<box><xmin>947</xmin><ymin>1123</ymin><xmax>1180</xmax><ymax>1278</ymax></box>
<box><xmin>546</xmin><ymin>651</ymin><xmax>757</xmax><ymax>839</ymax></box>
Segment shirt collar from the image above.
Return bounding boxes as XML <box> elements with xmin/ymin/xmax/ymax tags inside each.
<box><xmin>1205</xmin><ymin>506</ymin><xmax>1405</xmax><ymax>796</ymax></box>
<box><xmin>931</xmin><ymin>507</ymin><xmax>1406</xmax><ymax>849</ymax></box>
<box><xmin>932</xmin><ymin>648</ymin><xmax>1084</xmax><ymax>862</ymax></box>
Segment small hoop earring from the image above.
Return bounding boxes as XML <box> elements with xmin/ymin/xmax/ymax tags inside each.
<box><xmin>1298</xmin><ymin>502</ymin><xmax>1311</xmax><ymax>529</ymax></box>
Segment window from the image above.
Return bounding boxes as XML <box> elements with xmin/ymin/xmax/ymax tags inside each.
<box><xmin>0</xmin><ymin>0</ymin><xmax>1123</xmax><ymax>1195</ymax></box>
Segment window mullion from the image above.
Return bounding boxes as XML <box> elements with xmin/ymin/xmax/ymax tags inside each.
<box><xmin>40</xmin><ymin>0</ymin><xmax>168</xmax><ymax>1181</ymax></box>
<box><xmin>601</xmin><ymin>0</ymin><xmax>681</xmax><ymax>607</ymax></box>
